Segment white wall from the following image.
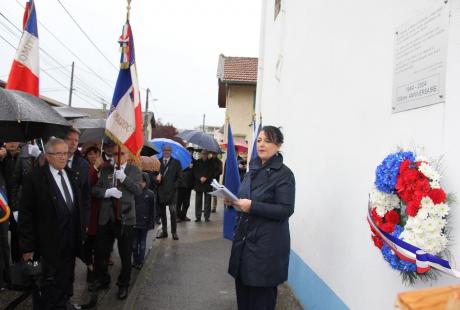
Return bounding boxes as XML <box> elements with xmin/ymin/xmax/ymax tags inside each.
<box><xmin>257</xmin><ymin>0</ymin><xmax>460</xmax><ymax>309</ymax></box>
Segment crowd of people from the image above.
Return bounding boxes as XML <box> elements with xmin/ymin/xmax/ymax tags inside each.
<box><xmin>0</xmin><ymin>128</ymin><xmax>227</xmax><ymax>309</ymax></box>
<box><xmin>0</xmin><ymin>125</ymin><xmax>294</xmax><ymax>310</ymax></box>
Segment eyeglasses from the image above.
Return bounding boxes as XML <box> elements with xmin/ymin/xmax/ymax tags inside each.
<box><xmin>47</xmin><ymin>152</ymin><xmax>68</xmax><ymax>157</ymax></box>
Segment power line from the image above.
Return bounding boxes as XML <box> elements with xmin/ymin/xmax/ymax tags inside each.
<box><xmin>55</xmin><ymin>0</ymin><xmax>119</xmax><ymax>71</ymax></box>
<box><xmin>0</xmin><ymin>13</ymin><xmax>111</xmax><ymax>107</ymax></box>
<box><xmin>0</xmin><ymin>33</ymin><xmax>16</xmax><ymax>49</ymax></box>
<box><xmin>0</xmin><ymin>30</ymin><xmax>103</xmax><ymax>110</ymax></box>
<box><xmin>13</xmin><ymin>1</ymin><xmax>116</xmax><ymax>89</ymax></box>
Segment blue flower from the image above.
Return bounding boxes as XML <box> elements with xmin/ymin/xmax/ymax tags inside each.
<box><xmin>375</xmin><ymin>151</ymin><xmax>415</xmax><ymax>193</ymax></box>
<box><xmin>380</xmin><ymin>225</ymin><xmax>416</xmax><ymax>272</ymax></box>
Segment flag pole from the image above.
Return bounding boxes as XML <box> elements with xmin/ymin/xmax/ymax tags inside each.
<box><xmin>115</xmin><ymin>0</ymin><xmax>132</xmax><ymax>222</ymax></box>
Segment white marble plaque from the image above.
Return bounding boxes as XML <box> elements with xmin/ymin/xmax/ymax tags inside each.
<box><xmin>392</xmin><ymin>3</ymin><xmax>450</xmax><ymax>113</ymax></box>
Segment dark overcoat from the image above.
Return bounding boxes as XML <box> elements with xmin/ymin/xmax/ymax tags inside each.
<box><xmin>228</xmin><ymin>154</ymin><xmax>295</xmax><ymax>287</ymax></box>
<box><xmin>70</xmin><ymin>150</ymin><xmax>91</xmax><ymax>229</ymax></box>
<box><xmin>178</xmin><ymin>159</ymin><xmax>195</xmax><ymax>189</ymax></box>
<box><xmin>134</xmin><ymin>173</ymin><xmax>156</xmax><ymax>229</ymax></box>
<box><xmin>193</xmin><ymin>158</ymin><xmax>214</xmax><ymax>193</ymax></box>
<box><xmin>18</xmin><ymin>164</ymin><xmax>84</xmax><ymax>268</ymax></box>
<box><xmin>157</xmin><ymin>157</ymin><xmax>182</xmax><ymax>204</ymax></box>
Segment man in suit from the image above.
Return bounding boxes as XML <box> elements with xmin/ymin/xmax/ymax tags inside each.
<box><xmin>19</xmin><ymin>138</ymin><xmax>84</xmax><ymax>309</ymax></box>
<box><xmin>64</xmin><ymin>128</ymin><xmax>91</xmax><ymax>230</ymax></box>
<box><xmin>176</xmin><ymin>147</ymin><xmax>195</xmax><ymax>222</ymax></box>
<box><xmin>210</xmin><ymin>151</ymin><xmax>223</xmax><ymax>213</ymax></box>
<box><xmin>193</xmin><ymin>149</ymin><xmax>214</xmax><ymax>222</ymax></box>
<box><xmin>91</xmin><ymin>145</ymin><xmax>142</xmax><ymax>299</ymax></box>
<box><xmin>156</xmin><ymin>145</ymin><xmax>182</xmax><ymax>240</ymax></box>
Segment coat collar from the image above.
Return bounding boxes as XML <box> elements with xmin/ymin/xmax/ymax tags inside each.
<box><xmin>249</xmin><ymin>154</ymin><xmax>284</xmax><ymax>190</ymax></box>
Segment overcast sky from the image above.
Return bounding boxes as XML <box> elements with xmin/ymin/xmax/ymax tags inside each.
<box><xmin>0</xmin><ymin>0</ymin><xmax>261</xmax><ymax>129</ymax></box>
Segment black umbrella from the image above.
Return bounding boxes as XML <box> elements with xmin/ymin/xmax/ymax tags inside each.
<box><xmin>0</xmin><ymin>88</ymin><xmax>71</xmax><ymax>142</ymax></box>
<box><xmin>71</xmin><ymin>118</ymin><xmax>106</xmax><ymax>143</ymax></box>
<box><xmin>141</xmin><ymin>139</ymin><xmax>159</xmax><ymax>156</ymax></box>
<box><xmin>177</xmin><ymin>129</ymin><xmax>221</xmax><ymax>153</ymax></box>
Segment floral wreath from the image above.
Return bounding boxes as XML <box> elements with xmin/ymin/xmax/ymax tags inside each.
<box><xmin>368</xmin><ymin>150</ymin><xmax>453</xmax><ymax>284</ymax></box>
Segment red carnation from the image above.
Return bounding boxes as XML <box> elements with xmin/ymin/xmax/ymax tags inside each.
<box><xmin>379</xmin><ymin>222</ymin><xmax>395</xmax><ymax>233</ymax></box>
<box><xmin>428</xmin><ymin>188</ymin><xmax>446</xmax><ymax>204</ymax></box>
<box><xmin>406</xmin><ymin>201</ymin><xmax>420</xmax><ymax>217</ymax></box>
<box><xmin>384</xmin><ymin>210</ymin><xmax>400</xmax><ymax>225</ymax></box>
<box><xmin>399</xmin><ymin>160</ymin><xmax>411</xmax><ymax>173</ymax></box>
<box><xmin>372</xmin><ymin>236</ymin><xmax>384</xmax><ymax>249</ymax></box>
<box><xmin>371</xmin><ymin>208</ymin><xmax>383</xmax><ymax>225</ymax></box>
<box><xmin>396</xmin><ymin>168</ymin><xmax>430</xmax><ymax>205</ymax></box>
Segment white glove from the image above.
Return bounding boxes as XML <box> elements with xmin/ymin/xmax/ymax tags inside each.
<box><xmin>28</xmin><ymin>144</ymin><xmax>41</xmax><ymax>158</ymax></box>
<box><xmin>115</xmin><ymin>169</ymin><xmax>126</xmax><ymax>183</ymax></box>
<box><xmin>104</xmin><ymin>187</ymin><xmax>122</xmax><ymax>199</ymax></box>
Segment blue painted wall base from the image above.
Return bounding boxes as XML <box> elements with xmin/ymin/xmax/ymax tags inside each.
<box><xmin>288</xmin><ymin>251</ymin><xmax>349</xmax><ymax>310</ymax></box>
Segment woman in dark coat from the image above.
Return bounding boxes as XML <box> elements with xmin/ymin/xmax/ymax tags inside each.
<box><xmin>226</xmin><ymin>126</ymin><xmax>295</xmax><ymax>310</ymax></box>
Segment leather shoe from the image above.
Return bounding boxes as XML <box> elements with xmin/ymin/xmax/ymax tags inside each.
<box><xmin>172</xmin><ymin>233</ymin><xmax>179</xmax><ymax>240</ymax></box>
<box><xmin>194</xmin><ymin>219</ymin><xmax>201</xmax><ymax>222</ymax></box>
<box><xmin>156</xmin><ymin>231</ymin><xmax>168</xmax><ymax>239</ymax></box>
<box><xmin>88</xmin><ymin>280</ymin><xmax>109</xmax><ymax>292</ymax></box>
<box><xmin>118</xmin><ymin>286</ymin><xmax>128</xmax><ymax>300</ymax></box>
<box><xmin>184</xmin><ymin>217</ymin><xmax>191</xmax><ymax>222</ymax></box>
<box><xmin>205</xmin><ymin>218</ymin><xmax>210</xmax><ymax>222</ymax></box>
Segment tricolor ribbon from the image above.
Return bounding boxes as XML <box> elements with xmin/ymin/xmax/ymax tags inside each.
<box><xmin>367</xmin><ymin>208</ymin><xmax>460</xmax><ymax>278</ymax></box>
<box><xmin>0</xmin><ymin>190</ymin><xmax>11</xmax><ymax>224</ymax></box>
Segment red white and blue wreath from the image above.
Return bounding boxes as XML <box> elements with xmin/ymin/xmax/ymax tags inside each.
<box><xmin>368</xmin><ymin>150</ymin><xmax>459</xmax><ymax>284</ymax></box>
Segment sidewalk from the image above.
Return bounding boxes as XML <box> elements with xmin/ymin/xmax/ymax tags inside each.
<box><xmin>0</xmin><ymin>200</ymin><xmax>303</xmax><ymax>309</ymax></box>
<box><xmin>122</xmin><ymin>200</ymin><xmax>303</xmax><ymax>310</ymax></box>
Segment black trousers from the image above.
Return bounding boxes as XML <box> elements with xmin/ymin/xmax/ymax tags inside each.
<box><xmin>159</xmin><ymin>202</ymin><xmax>177</xmax><ymax>233</ymax></box>
<box><xmin>95</xmin><ymin>222</ymin><xmax>133</xmax><ymax>288</ymax></box>
<box><xmin>195</xmin><ymin>191</ymin><xmax>211</xmax><ymax>220</ymax></box>
<box><xmin>9</xmin><ymin>216</ymin><xmax>21</xmax><ymax>263</ymax></box>
<box><xmin>176</xmin><ymin>187</ymin><xmax>192</xmax><ymax>219</ymax></box>
<box><xmin>0</xmin><ymin>222</ymin><xmax>10</xmax><ymax>288</ymax></box>
<box><xmin>235</xmin><ymin>278</ymin><xmax>278</xmax><ymax>310</ymax></box>
<box><xmin>33</xmin><ymin>256</ymin><xmax>76</xmax><ymax>310</ymax></box>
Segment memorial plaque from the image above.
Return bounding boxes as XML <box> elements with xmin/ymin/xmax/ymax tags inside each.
<box><xmin>392</xmin><ymin>2</ymin><xmax>450</xmax><ymax>113</ymax></box>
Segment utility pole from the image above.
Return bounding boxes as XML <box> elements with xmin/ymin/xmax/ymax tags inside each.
<box><xmin>145</xmin><ymin>88</ymin><xmax>150</xmax><ymax>112</ymax></box>
<box><xmin>202</xmin><ymin>114</ymin><xmax>206</xmax><ymax>132</ymax></box>
<box><xmin>143</xmin><ymin>88</ymin><xmax>150</xmax><ymax>138</ymax></box>
<box><xmin>68</xmin><ymin>61</ymin><xmax>75</xmax><ymax>107</ymax></box>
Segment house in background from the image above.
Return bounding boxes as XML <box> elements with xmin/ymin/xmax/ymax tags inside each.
<box><xmin>217</xmin><ymin>54</ymin><xmax>258</xmax><ymax>153</ymax></box>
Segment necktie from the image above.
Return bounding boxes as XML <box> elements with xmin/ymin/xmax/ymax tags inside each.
<box><xmin>58</xmin><ymin>171</ymin><xmax>73</xmax><ymax>211</ymax></box>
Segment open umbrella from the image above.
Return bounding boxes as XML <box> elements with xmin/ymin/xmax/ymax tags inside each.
<box><xmin>141</xmin><ymin>138</ymin><xmax>159</xmax><ymax>156</ymax></box>
<box><xmin>150</xmin><ymin>138</ymin><xmax>191</xmax><ymax>170</ymax></box>
<box><xmin>221</xmin><ymin>137</ymin><xmax>248</xmax><ymax>153</ymax></box>
<box><xmin>71</xmin><ymin>118</ymin><xmax>106</xmax><ymax>144</ymax></box>
<box><xmin>177</xmin><ymin>129</ymin><xmax>221</xmax><ymax>153</ymax></box>
<box><xmin>0</xmin><ymin>88</ymin><xmax>70</xmax><ymax>141</ymax></box>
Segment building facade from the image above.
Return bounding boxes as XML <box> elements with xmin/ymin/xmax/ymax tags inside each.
<box><xmin>256</xmin><ymin>1</ymin><xmax>460</xmax><ymax>309</ymax></box>
<box><xmin>217</xmin><ymin>54</ymin><xmax>258</xmax><ymax>150</ymax></box>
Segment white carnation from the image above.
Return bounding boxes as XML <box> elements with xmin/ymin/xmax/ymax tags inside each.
<box><xmin>369</xmin><ymin>187</ymin><xmax>400</xmax><ymax>217</ymax></box>
<box><xmin>418</xmin><ymin>162</ymin><xmax>441</xmax><ymax>182</ymax></box>
<box><xmin>433</xmin><ymin>203</ymin><xmax>449</xmax><ymax>217</ymax></box>
<box><xmin>401</xmin><ymin>198</ymin><xmax>448</xmax><ymax>255</ymax></box>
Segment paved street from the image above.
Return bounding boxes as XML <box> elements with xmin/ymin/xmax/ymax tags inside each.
<box><xmin>0</xmin><ymin>199</ymin><xmax>303</xmax><ymax>310</ymax></box>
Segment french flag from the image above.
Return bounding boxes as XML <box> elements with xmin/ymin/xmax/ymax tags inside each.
<box><xmin>105</xmin><ymin>21</ymin><xmax>143</xmax><ymax>157</ymax></box>
<box><xmin>6</xmin><ymin>0</ymin><xmax>39</xmax><ymax>96</ymax></box>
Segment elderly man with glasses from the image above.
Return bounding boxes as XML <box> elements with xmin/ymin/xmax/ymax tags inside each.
<box><xmin>19</xmin><ymin>138</ymin><xmax>85</xmax><ymax>309</ymax></box>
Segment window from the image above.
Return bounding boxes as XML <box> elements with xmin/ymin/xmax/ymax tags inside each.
<box><xmin>274</xmin><ymin>0</ymin><xmax>281</xmax><ymax>20</ymax></box>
